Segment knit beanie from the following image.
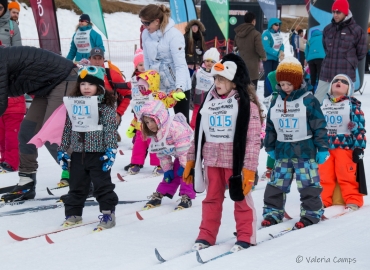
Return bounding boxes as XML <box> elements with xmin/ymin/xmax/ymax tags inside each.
<box><xmin>0</xmin><ymin>0</ymin><xmax>8</xmax><ymax>15</ymax></box>
<box><xmin>8</xmin><ymin>1</ymin><xmax>20</xmax><ymax>11</ymax></box>
<box><xmin>79</xmin><ymin>14</ymin><xmax>91</xmax><ymax>23</ymax></box>
<box><xmin>203</xmin><ymin>47</ymin><xmax>220</xmax><ymax>63</ymax></box>
<box><xmin>276</xmin><ymin>56</ymin><xmax>303</xmax><ymax>90</ymax></box>
<box><xmin>332</xmin><ymin>0</ymin><xmax>349</xmax><ymax>16</ymax></box>
<box><xmin>133</xmin><ymin>48</ymin><xmax>144</xmax><ymax>69</ymax></box>
<box><xmin>77</xmin><ymin>66</ymin><xmax>105</xmax><ymax>86</ymax></box>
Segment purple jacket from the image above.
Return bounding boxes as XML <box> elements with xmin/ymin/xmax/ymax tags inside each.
<box><xmin>320</xmin><ymin>12</ymin><xmax>367</xmax><ymax>82</ymax></box>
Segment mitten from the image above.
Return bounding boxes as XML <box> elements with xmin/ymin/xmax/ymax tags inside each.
<box><xmin>195</xmin><ymin>48</ymin><xmax>203</xmax><ymax>55</ymax></box>
<box><xmin>242</xmin><ymin>169</ymin><xmax>255</xmax><ymax>196</ymax></box>
<box><xmin>228</xmin><ymin>174</ymin><xmax>244</xmax><ymax>202</ymax></box>
<box><xmin>177</xmin><ymin>166</ymin><xmax>185</xmax><ymax>177</ymax></box>
<box><xmin>183</xmin><ymin>161</ymin><xmax>195</xmax><ymax>184</ymax></box>
<box><xmin>171</xmin><ymin>91</ymin><xmax>186</xmax><ymax>101</ymax></box>
<box><xmin>315</xmin><ymin>151</ymin><xmax>330</xmax><ymax>165</ymax></box>
<box><xmin>126</xmin><ymin>126</ymin><xmax>135</xmax><ymax>138</ymax></box>
<box><xmin>100</xmin><ymin>148</ymin><xmax>117</xmax><ymax>172</ymax></box>
<box><xmin>57</xmin><ymin>151</ymin><xmax>71</xmax><ymax>170</ymax></box>
<box><xmin>267</xmin><ymin>150</ymin><xmax>275</xmax><ymax>160</ymax></box>
<box><xmin>352</xmin><ymin>148</ymin><xmax>364</xmax><ymax>163</ymax></box>
<box><xmin>163</xmin><ymin>170</ymin><xmax>174</xmax><ymax>183</ymax></box>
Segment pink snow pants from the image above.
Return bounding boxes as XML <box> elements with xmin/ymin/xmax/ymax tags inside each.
<box><xmin>131</xmin><ymin>130</ymin><xmax>160</xmax><ymax>166</ymax></box>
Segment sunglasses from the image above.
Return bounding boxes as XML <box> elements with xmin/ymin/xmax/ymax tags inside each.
<box><xmin>333</xmin><ymin>78</ymin><xmax>349</xmax><ymax>85</ymax></box>
<box><xmin>332</xmin><ymin>10</ymin><xmax>342</xmax><ymax>15</ymax></box>
<box><xmin>273</xmin><ymin>23</ymin><xmax>280</xmax><ymax>26</ymax></box>
<box><xmin>79</xmin><ymin>20</ymin><xmax>89</xmax><ymax>23</ymax></box>
<box><xmin>141</xmin><ymin>20</ymin><xmax>154</xmax><ymax>27</ymax></box>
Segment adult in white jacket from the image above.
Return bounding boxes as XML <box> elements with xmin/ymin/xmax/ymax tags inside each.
<box><xmin>140</xmin><ymin>4</ymin><xmax>191</xmax><ymax>122</ymax></box>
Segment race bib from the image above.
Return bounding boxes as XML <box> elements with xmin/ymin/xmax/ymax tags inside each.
<box><xmin>130</xmin><ymin>94</ymin><xmax>154</xmax><ymax>118</ymax></box>
<box><xmin>321</xmin><ymin>99</ymin><xmax>351</xmax><ymax>135</ymax></box>
<box><xmin>195</xmin><ymin>69</ymin><xmax>214</xmax><ymax>94</ymax></box>
<box><xmin>271</xmin><ymin>32</ymin><xmax>283</xmax><ymax>51</ymax></box>
<box><xmin>74</xmin><ymin>29</ymin><xmax>92</xmax><ymax>54</ymax></box>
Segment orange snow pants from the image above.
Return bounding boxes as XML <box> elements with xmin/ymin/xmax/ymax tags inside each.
<box><xmin>196</xmin><ymin>166</ymin><xmax>257</xmax><ymax>245</ymax></box>
<box><xmin>318</xmin><ymin>148</ymin><xmax>363</xmax><ymax>207</ymax></box>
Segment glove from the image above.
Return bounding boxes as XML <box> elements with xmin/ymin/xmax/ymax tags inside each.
<box><xmin>78</xmin><ymin>58</ymin><xmax>90</xmax><ymax>66</ymax></box>
<box><xmin>57</xmin><ymin>151</ymin><xmax>71</xmax><ymax>170</ymax></box>
<box><xmin>177</xmin><ymin>166</ymin><xmax>184</xmax><ymax>177</ymax></box>
<box><xmin>163</xmin><ymin>170</ymin><xmax>174</xmax><ymax>183</ymax></box>
<box><xmin>242</xmin><ymin>169</ymin><xmax>255</xmax><ymax>196</ymax></box>
<box><xmin>267</xmin><ymin>150</ymin><xmax>275</xmax><ymax>160</ymax></box>
<box><xmin>352</xmin><ymin>148</ymin><xmax>364</xmax><ymax>163</ymax></box>
<box><xmin>278</xmin><ymin>50</ymin><xmax>285</xmax><ymax>61</ymax></box>
<box><xmin>100</xmin><ymin>148</ymin><xmax>117</xmax><ymax>172</ymax></box>
<box><xmin>171</xmin><ymin>91</ymin><xmax>186</xmax><ymax>101</ymax></box>
<box><xmin>195</xmin><ymin>48</ymin><xmax>203</xmax><ymax>55</ymax></box>
<box><xmin>183</xmin><ymin>161</ymin><xmax>195</xmax><ymax>184</ymax></box>
<box><xmin>126</xmin><ymin>126</ymin><xmax>135</xmax><ymax>138</ymax></box>
<box><xmin>315</xmin><ymin>151</ymin><xmax>330</xmax><ymax>165</ymax></box>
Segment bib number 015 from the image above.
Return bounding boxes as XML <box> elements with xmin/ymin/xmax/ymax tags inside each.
<box><xmin>209</xmin><ymin>115</ymin><xmax>232</xmax><ymax>127</ymax></box>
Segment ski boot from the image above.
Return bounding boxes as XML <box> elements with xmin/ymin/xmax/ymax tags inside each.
<box><xmin>230</xmin><ymin>241</ymin><xmax>250</xmax><ymax>252</ymax></box>
<box><xmin>124</xmin><ymin>163</ymin><xmax>143</xmax><ymax>172</ymax></box>
<box><xmin>128</xmin><ymin>164</ymin><xmax>142</xmax><ymax>175</ymax></box>
<box><xmin>152</xmin><ymin>166</ymin><xmax>164</xmax><ymax>176</ymax></box>
<box><xmin>143</xmin><ymin>192</ymin><xmax>163</xmax><ymax>210</ymax></box>
<box><xmin>1</xmin><ymin>172</ymin><xmax>36</xmax><ymax>202</ymax></box>
<box><xmin>0</xmin><ymin>162</ymin><xmax>15</xmax><ymax>173</ymax></box>
<box><xmin>63</xmin><ymin>215</ymin><xmax>82</xmax><ymax>227</ymax></box>
<box><xmin>192</xmin><ymin>239</ymin><xmax>210</xmax><ymax>251</ymax></box>
<box><xmin>174</xmin><ymin>195</ymin><xmax>192</xmax><ymax>211</ymax></box>
<box><xmin>57</xmin><ymin>170</ymin><xmax>69</xmax><ymax>187</ymax></box>
<box><xmin>261</xmin><ymin>216</ymin><xmax>278</xmax><ymax>227</ymax></box>
<box><xmin>94</xmin><ymin>210</ymin><xmax>116</xmax><ymax>231</ymax></box>
<box><xmin>295</xmin><ymin>217</ymin><xmax>314</xmax><ymax>229</ymax></box>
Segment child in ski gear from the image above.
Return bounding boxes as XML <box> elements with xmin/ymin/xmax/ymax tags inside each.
<box><xmin>126</xmin><ymin>70</ymin><xmax>162</xmax><ymax>175</ymax></box>
<box><xmin>189</xmin><ymin>47</ymin><xmax>219</xmax><ymax>130</ymax></box>
<box><xmin>184</xmin><ymin>53</ymin><xmax>263</xmax><ymax>252</ymax></box>
<box><xmin>0</xmin><ymin>96</ymin><xmax>26</xmax><ymax>172</ymax></box>
<box><xmin>319</xmin><ymin>74</ymin><xmax>366</xmax><ymax>210</ymax></box>
<box><xmin>139</xmin><ymin>100</ymin><xmax>194</xmax><ymax>210</ymax></box>
<box><xmin>58</xmin><ymin>66</ymin><xmax>118</xmax><ymax>230</ymax></box>
<box><xmin>263</xmin><ymin>57</ymin><xmax>329</xmax><ymax>229</ymax></box>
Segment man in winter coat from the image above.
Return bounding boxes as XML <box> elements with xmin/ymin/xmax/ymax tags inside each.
<box><xmin>8</xmin><ymin>0</ymin><xmax>20</xmax><ymax>24</ymax></box>
<box><xmin>261</xmin><ymin>18</ymin><xmax>284</xmax><ymax>98</ymax></box>
<box><xmin>234</xmin><ymin>12</ymin><xmax>266</xmax><ymax>88</ymax></box>
<box><xmin>0</xmin><ymin>0</ymin><xmax>21</xmax><ymax>46</ymax></box>
<box><xmin>315</xmin><ymin>0</ymin><xmax>367</xmax><ymax>103</ymax></box>
<box><xmin>0</xmin><ymin>46</ymin><xmax>78</xmax><ymax>202</ymax></box>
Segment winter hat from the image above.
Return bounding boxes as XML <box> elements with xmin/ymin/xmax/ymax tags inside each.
<box><xmin>79</xmin><ymin>14</ymin><xmax>91</xmax><ymax>23</ymax></box>
<box><xmin>203</xmin><ymin>47</ymin><xmax>220</xmax><ymax>63</ymax></box>
<box><xmin>77</xmin><ymin>66</ymin><xmax>105</xmax><ymax>86</ymax></box>
<box><xmin>0</xmin><ymin>0</ymin><xmax>8</xmax><ymax>15</ymax></box>
<box><xmin>8</xmin><ymin>1</ymin><xmax>20</xmax><ymax>11</ymax></box>
<box><xmin>332</xmin><ymin>0</ymin><xmax>349</xmax><ymax>16</ymax></box>
<box><xmin>329</xmin><ymin>74</ymin><xmax>354</xmax><ymax>97</ymax></box>
<box><xmin>133</xmin><ymin>48</ymin><xmax>144</xmax><ymax>69</ymax></box>
<box><xmin>276</xmin><ymin>56</ymin><xmax>303</xmax><ymax>90</ymax></box>
<box><xmin>211</xmin><ymin>60</ymin><xmax>237</xmax><ymax>81</ymax></box>
<box><xmin>137</xmin><ymin>70</ymin><xmax>160</xmax><ymax>93</ymax></box>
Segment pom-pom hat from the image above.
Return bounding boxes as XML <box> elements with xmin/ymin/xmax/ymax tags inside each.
<box><xmin>133</xmin><ymin>48</ymin><xmax>144</xmax><ymax>68</ymax></box>
<box><xmin>203</xmin><ymin>47</ymin><xmax>220</xmax><ymax>63</ymax></box>
<box><xmin>276</xmin><ymin>56</ymin><xmax>303</xmax><ymax>90</ymax></box>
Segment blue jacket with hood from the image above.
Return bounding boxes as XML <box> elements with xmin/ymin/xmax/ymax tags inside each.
<box><xmin>305</xmin><ymin>29</ymin><xmax>325</xmax><ymax>62</ymax></box>
<box><xmin>262</xmin><ymin>18</ymin><xmax>284</xmax><ymax>61</ymax></box>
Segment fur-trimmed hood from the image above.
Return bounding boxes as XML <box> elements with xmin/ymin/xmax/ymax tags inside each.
<box><xmin>185</xmin><ymin>19</ymin><xmax>205</xmax><ymax>33</ymax></box>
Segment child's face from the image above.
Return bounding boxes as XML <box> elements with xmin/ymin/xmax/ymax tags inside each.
<box><xmin>279</xmin><ymin>81</ymin><xmax>294</xmax><ymax>95</ymax></box>
<box><xmin>137</xmin><ymin>78</ymin><xmax>151</xmax><ymax>95</ymax></box>
<box><xmin>214</xmin><ymin>75</ymin><xmax>235</xmax><ymax>96</ymax></box>
<box><xmin>331</xmin><ymin>76</ymin><xmax>349</xmax><ymax>97</ymax></box>
<box><xmin>143</xmin><ymin>116</ymin><xmax>158</xmax><ymax>133</ymax></box>
<box><xmin>80</xmin><ymin>82</ymin><xmax>98</xmax><ymax>96</ymax></box>
<box><xmin>204</xmin><ymin>60</ymin><xmax>214</xmax><ymax>70</ymax></box>
<box><xmin>136</xmin><ymin>62</ymin><xmax>145</xmax><ymax>72</ymax></box>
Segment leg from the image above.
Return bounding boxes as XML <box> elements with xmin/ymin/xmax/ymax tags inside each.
<box><xmin>156</xmin><ymin>158</ymin><xmax>181</xmax><ymax>199</ymax></box>
<box><xmin>3</xmin><ymin>113</ymin><xmax>24</xmax><ymax>170</ymax></box>
<box><xmin>131</xmin><ymin>130</ymin><xmax>147</xmax><ymax>166</ymax></box>
<box><xmin>197</xmin><ymin>166</ymin><xmax>226</xmax><ymax>245</ymax></box>
<box><xmin>177</xmin><ymin>158</ymin><xmax>196</xmax><ymax>199</ymax></box>
<box><xmin>0</xmin><ymin>116</ymin><xmax>5</xmax><ymax>163</ymax></box>
<box><xmin>334</xmin><ymin>149</ymin><xmax>363</xmax><ymax>207</ymax></box>
<box><xmin>263</xmin><ymin>159</ymin><xmax>294</xmax><ymax>222</ymax></box>
<box><xmin>294</xmin><ymin>158</ymin><xmax>324</xmax><ymax>224</ymax></box>
<box><xmin>174</xmin><ymin>90</ymin><xmax>190</xmax><ymax>123</ymax></box>
<box><xmin>263</xmin><ymin>61</ymin><xmax>273</xmax><ymax>98</ymax></box>
<box><xmin>87</xmin><ymin>153</ymin><xmax>118</xmax><ymax>212</ymax></box>
<box><xmin>314</xmin><ymin>80</ymin><xmax>330</xmax><ymax>104</ymax></box>
<box><xmin>315</xmin><ymin>59</ymin><xmax>323</xmax><ymax>84</ymax></box>
<box><xmin>308</xmin><ymin>60</ymin><xmax>317</xmax><ymax>87</ymax></box>
<box><xmin>190</xmin><ymin>104</ymin><xmax>200</xmax><ymax>130</ymax></box>
<box><xmin>318</xmin><ymin>150</ymin><xmax>336</xmax><ymax>207</ymax></box>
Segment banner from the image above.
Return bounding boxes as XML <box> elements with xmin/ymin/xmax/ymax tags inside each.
<box><xmin>73</xmin><ymin>0</ymin><xmax>108</xmax><ymax>39</ymax></box>
<box><xmin>170</xmin><ymin>0</ymin><xmax>197</xmax><ymax>24</ymax></box>
<box><xmin>206</xmin><ymin>0</ymin><xmax>229</xmax><ymax>40</ymax></box>
<box><xmin>257</xmin><ymin>0</ymin><xmax>277</xmax><ymax>21</ymax></box>
<box><xmin>29</xmin><ymin>0</ymin><xmax>61</xmax><ymax>54</ymax></box>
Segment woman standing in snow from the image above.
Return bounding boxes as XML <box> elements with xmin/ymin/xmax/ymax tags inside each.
<box><xmin>184</xmin><ymin>19</ymin><xmax>206</xmax><ymax>75</ymax></box>
<box><xmin>66</xmin><ymin>14</ymin><xmax>105</xmax><ymax>62</ymax></box>
<box><xmin>139</xmin><ymin>4</ymin><xmax>191</xmax><ymax>122</ymax></box>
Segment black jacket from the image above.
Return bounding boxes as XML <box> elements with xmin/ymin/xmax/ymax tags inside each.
<box><xmin>0</xmin><ymin>46</ymin><xmax>75</xmax><ymax>116</ymax></box>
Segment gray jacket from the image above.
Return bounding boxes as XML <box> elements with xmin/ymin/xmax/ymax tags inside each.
<box><xmin>0</xmin><ymin>11</ymin><xmax>22</xmax><ymax>47</ymax></box>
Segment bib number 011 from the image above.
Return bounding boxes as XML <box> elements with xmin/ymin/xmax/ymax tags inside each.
<box><xmin>209</xmin><ymin>115</ymin><xmax>232</xmax><ymax>127</ymax></box>
<box><xmin>73</xmin><ymin>105</ymin><xmax>91</xmax><ymax>116</ymax></box>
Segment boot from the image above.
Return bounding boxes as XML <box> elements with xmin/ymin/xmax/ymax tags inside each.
<box><xmin>57</xmin><ymin>170</ymin><xmax>69</xmax><ymax>187</ymax></box>
<box><xmin>0</xmin><ymin>162</ymin><xmax>15</xmax><ymax>173</ymax></box>
<box><xmin>261</xmin><ymin>216</ymin><xmax>278</xmax><ymax>227</ymax></box>
<box><xmin>124</xmin><ymin>163</ymin><xmax>143</xmax><ymax>171</ymax></box>
<box><xmin>1</xmin><ymin>172</ymin><xmax>36</xmax><ymax>202</ymax></box>
<box><xmin>230</xmin><ymin>241</ymin><xmax>250</xmax><ymax>252</ymax></box>
<box><xmin>143</xmin><ymin>192</ymin><xmax>163</xmax><ymax>210</ymax></box>
<box><xmin>174</xmin><ymin>195</ymin><xmax>192</xmax><ymax>210</ymax></box>
<box><xmin>295</xmin><ymin>217</ymin><xmax>314</xmax><ymax>229</ymax></box>
<box><xmin>94</xmin><ymin>210</ymin><xmax>116</xmax><ymax>231</ymax></box>
<box><xmin>62</xmin><ymin>215</ymin><xmax>82</xmax><ymax>227</ymax></box>
<box><xmin>128</xmin><ymin>164</ymin><xmax>142</xmax><ymax>175</ymax></box>
<box><xmin>152</xmin><ymin>166</ymin><xmax>164</xmax><ymax>176</ymax></box>
<box><xmin>192</xmin><ymin>239</ymin><xmax>211</xmax><ymax>251</ymax></box>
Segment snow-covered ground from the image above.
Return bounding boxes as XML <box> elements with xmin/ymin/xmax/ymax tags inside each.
<box><xmin>1</xmin><ymin>76</ymin><xmax>369</xmax><ymax>269</ymax></box>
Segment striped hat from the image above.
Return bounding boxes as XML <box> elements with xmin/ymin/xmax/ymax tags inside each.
<box><xmin>276</xmin><ymin>56</ymin><xmax>303</xmax><ymax>90</ymax></box>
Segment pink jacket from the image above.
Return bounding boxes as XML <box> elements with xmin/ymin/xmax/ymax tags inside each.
<box><xmin>139</xmin><ymin>100</ymin><xmax>193</xmax><ymax>171</ymax></box>
<box><xmin>187</xmin><ymin>89</ymin><xmax>261</xmax><ymax>172</ymax></box>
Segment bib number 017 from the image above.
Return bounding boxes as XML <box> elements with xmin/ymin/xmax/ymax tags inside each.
<box><xmin>278</xmin><ymin>118</ymin><xmax>299</xmax><ymax>129</ymax></box>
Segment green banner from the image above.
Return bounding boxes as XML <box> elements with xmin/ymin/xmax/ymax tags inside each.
<box><xmin>73</xmin><ymin>0</ymin><xmax>108</xmax><ymax>39</ymax></box>
<box><xmin>206</xmin><ymin>0</ymin><xmax>229</xmax><ymax>40</ymax></box>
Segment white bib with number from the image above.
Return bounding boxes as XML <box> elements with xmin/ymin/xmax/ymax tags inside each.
<box><xmin>74</xmin><ymin>29</ymin><xmax>92</xmax><ymax>54</ymax></box>
<box><xmin>321</xmin><ymin>99</ymin><xmax>351</xmax><ymax>135</ymax></box>
<box><xmin>271</xmin><ymin>32</ymin><xmax>283</xmax><ymax>52</ymax></box>
<box><xmin>130</xmin><ymin>94</ymin><xmax>154</xmax><ymax>118</ymax></box>
<box><xmin>201</xmin><ymin>96</ymin><xmax>238</xmax><ymax>143</ymax></box>
<box><xmin>195</xmin><ymin>69</ymin><xmax>214</xmax><ymax>94</ymax></box>
<box><xmin>63</xmin><ymin>96</ymin><xmax>102</xmax><ymax>132</ymax></box>
<box><xmin>270</xmin><ymin>92</ymin><xmax>312</xmax><ymax>142</ymax></box>
<box><xmin>131</xmin><ymin>76</ymin><xmax>140</xmax><ymax>98</ymax></box>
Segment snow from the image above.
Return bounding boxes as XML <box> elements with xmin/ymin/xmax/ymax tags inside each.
<box><xmin>1</xmin><ymin>3</ymin><xmax>370</xmax><ymax>270</ymax></box>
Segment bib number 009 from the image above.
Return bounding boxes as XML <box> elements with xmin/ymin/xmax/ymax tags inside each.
<box><xmin>73</xmin><ymin>105</ymin><xmax>91</xmax><ymax>116</ymax></box>
<box><xmin>325</xmin><ymin>115</ymin><xmax>343</xmax><ymax>125</ymax></box>
<box><xmin>278</xmin><ymin>118</ymin><xmax>299</xmax><ymax>129</ymax></box>
<box><xmin>209</xmin><ymin>115</ymin><xmax>232</xmax><ymax>127</ymax></box>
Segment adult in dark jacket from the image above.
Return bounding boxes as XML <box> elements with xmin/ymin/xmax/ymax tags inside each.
<box><xmin>0</xmin><ymin>46</ymin><xmax>78</xmax><ymax>202</ymax></box>
<box><xmin>315</xmin><ymin>0</ymin><xmax>367</xmax><ymax>103</ymax></box>
<box><xmin>234</xmin><ymin>12</ymin><xmax>266</xmax><ymax>88</ymax></box>
<box><xmin>184</xmin><ymin>19</ymin><xmax>206</xmax><ymax>74</ymax></box>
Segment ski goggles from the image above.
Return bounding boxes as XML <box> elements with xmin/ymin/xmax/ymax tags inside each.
<box><xmin>333</xmin><ymin>78</ymin><xmax>349</xmax><ymax>85</ymax></box>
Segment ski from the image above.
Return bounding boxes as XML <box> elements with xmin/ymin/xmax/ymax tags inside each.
<box><xmin>0</xmin><ymin>196</ymin><xmax>60</xmax><ymax>207</ymax></box>
<box><xmin>0</xmin><ymin>185</ymin><xmax>16</xmax><ymax>194</ymax></box>
<box><xmin>155</xmin><ymin>248</ymin><xmax>194</xmax><ymax>262</ymax></box>
<box><xmin>196</xmin><ymin>228</ymin><xmax>296</xmax><ymax>264</ymax></box>
<box><xmin>46</xmin><ymin>185</ymin><xmax>69</xmax><ymax>194</ymax></box>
